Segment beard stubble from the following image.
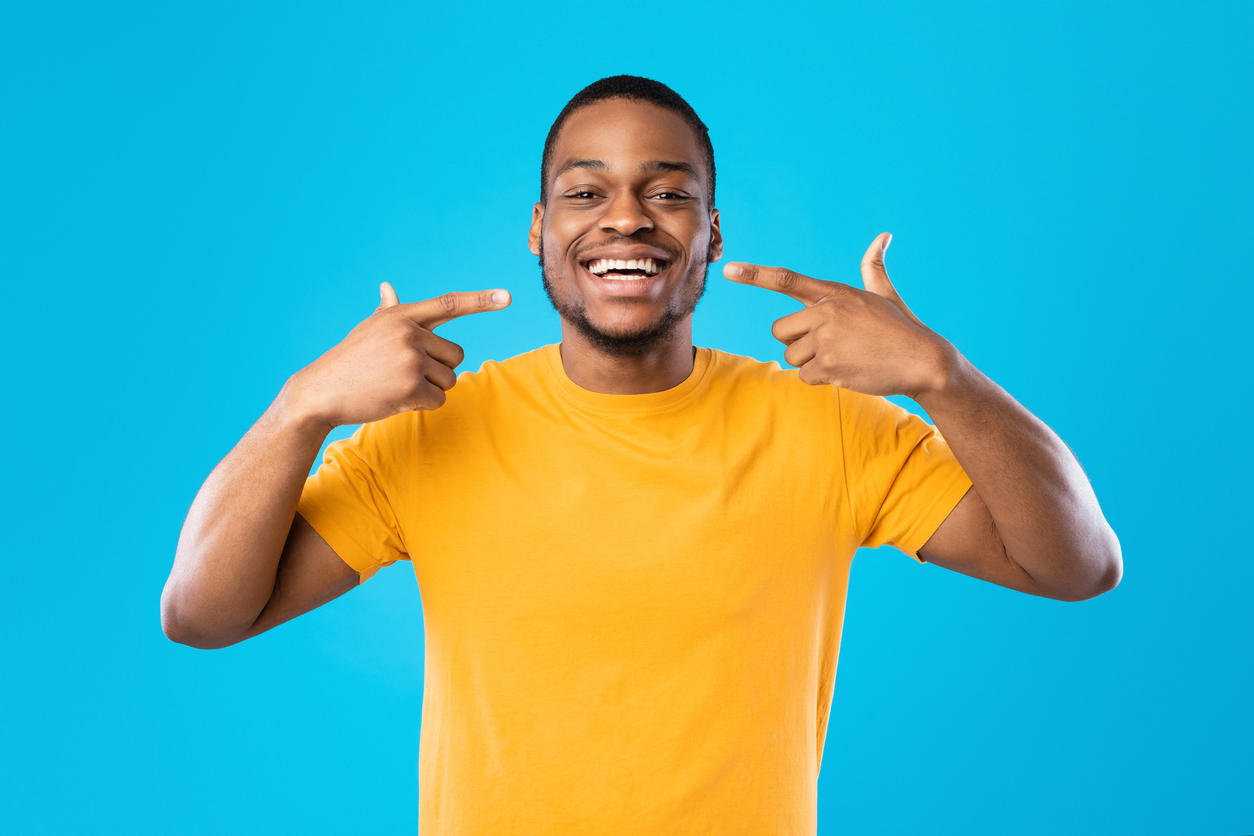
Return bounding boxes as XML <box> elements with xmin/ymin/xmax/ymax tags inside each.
<box><xmin>539</xmin><ymin>241</ymin><xmax>709</xmax><ymax>357</ymax></box>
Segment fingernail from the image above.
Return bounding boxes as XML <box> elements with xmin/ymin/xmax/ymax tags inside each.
<box><xmin>882</xmin><ymin>234</ymin><xmax>892</xmax><ymax>253</ymax></box>
<box><xmin>492</xmin><ymin>290</ymin><xmax>510</xmax><ymax>304</ymax></box>
<box><xmin>725</xmin><ymin>264</ymin><xmax>743</xmax><ymax>277</ymax></box>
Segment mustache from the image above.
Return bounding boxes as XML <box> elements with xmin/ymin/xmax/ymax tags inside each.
<box><xmin>571</xmin><ymin>236</ymin><xmax>681</xmax><ymax>262</ymax></box>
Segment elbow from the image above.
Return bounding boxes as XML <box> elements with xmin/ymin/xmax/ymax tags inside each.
<box><xmin>159</xmin><ymin>604</ymin><xmax>197</xmax><ymax>648</ymax></box>
<box><xmin>159</xmin><ymin>599</ymin><xmax>207</xmax><ymax>648</ymax></box>
<box><xmin>1097</xmin><ymin>545</ymin><xmax>1124</xmax><ymax>596</ymax></box>
<box><xmin>1071</xmin><ymin>557</ymin><xmax>1121</xmax><ymax>601</ymax></box>
<box><xmin>160</xmin><ymin>587</ymin><xmax>240</xmax><ymax>650</ymax></box>
<box><xmin>1091</xmin><ymin>526</ymin><xmax>1124</xmax><ymax>597</ymax></box>
<box><xmin>1058</xmin><ymin>530</ymin><xmax>1123</xmax><ymax>602</ymax></box>
<box><xmin>161</xmin><ymin>615</ymin><xmax>237</xmax><ymax>650</ymax></box>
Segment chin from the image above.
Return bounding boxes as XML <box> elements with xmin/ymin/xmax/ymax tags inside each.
<box><xmin>586</xmin><ymin>307</ymin><xmax>669</xmax><ymax>337</ymax></box>
<box><xmin>573</xmin><ymin>315</ymin><xmax>687</xmax><ymax>357</ymax></box>
<box><xmin>540</xmin><ymin>250</ymin><xmax>708</xmax><ymax>356</ymax></box>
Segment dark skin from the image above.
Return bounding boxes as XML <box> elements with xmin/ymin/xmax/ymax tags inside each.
<box><xmin>162</xmin><ymin>97</ymin><xmax>1120</xmax><ymax>650</ymax></box>
<box><xmin>529</xmin><ymin>99</ymin><xmax>722</xmax><ymax>394</ymax></box>
<box><xmin>160</xmin><ymin>286</ymin><xmax>511</xmax><ymax>647</ymax></box>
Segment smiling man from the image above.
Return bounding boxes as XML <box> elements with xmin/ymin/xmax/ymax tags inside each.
<box><xmin>162</xmin><ymin>76</ymin><xmax>1122</xmax><ymax>835</ymax></box>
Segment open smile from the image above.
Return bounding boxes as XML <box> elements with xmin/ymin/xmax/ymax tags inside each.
<box><xmin>583</xmin><ymin>257</ymin><xmax>668</xmax><ymax>280</ymax></box>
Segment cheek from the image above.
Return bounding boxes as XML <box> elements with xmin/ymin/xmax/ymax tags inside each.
<box><xmin>541</xmin><ymin>233</ymin><xmax>571</xmax><ymax>278</ymax></box>
<box><xmin>675</xmin><ymin>214</ymin><xmax>710</xmax><ymax>256</ymax></box>
<box><xmin>542</xmin><ymin>224</ymin><xmax>565</xmax><ymax>254</ymax></box>
<box><xmin>682</xmin><ymin>228</ymin><xmax>711</xmax><ymax>268</ymax></box>
<box><xmin>543</xmin><ymin>211</ymin><xmax>587</xmax><ymax>248</ymax></box>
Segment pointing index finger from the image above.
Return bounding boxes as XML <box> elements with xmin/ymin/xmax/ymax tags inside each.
<box><xmin>723</xmin><ymin>263</ymin><xmax>836</xmax><ymax>306</ymax></box>
<box><xmin>399</xmin><ymin>289</ymin><xmax>512</xmax><ymax>330</ymax></box>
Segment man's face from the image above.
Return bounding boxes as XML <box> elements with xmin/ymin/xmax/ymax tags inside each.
<box><xmin>529</xmin><ymin>98</ymin><xmax>722</xmax><ymax>355</ymax></box>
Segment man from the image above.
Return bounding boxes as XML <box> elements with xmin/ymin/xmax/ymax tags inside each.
<box><xmin>162</xmin><ymin>76</ymin><xmax>1121</xmax><ymax>834</ymax></box>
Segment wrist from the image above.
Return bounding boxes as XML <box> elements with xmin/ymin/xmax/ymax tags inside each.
<box><xmin>274</xmin><ymin>370</ymin><xmax>338</xmax><ymax>439</ymax></box>
<box><xmin>909</xmin><ymin>336</ymin><xmax>970</xmax><ymax>408</ymax></box>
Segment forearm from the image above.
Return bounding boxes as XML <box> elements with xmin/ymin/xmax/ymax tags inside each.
<box><xmin>915</xmin><ymin>349</ymin><xmax>1122</xmax><ymax>600</ymax></box>
<box><xmin>161</xmin><ymin>380</ymin><xmax>331</xmax><ymax>647</ymax></box>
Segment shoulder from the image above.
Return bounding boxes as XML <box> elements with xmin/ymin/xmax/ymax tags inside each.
<box><xmin>703</xmin><ymin>348</ymin><xmax>916</xmax><ymax>434</ymax></box>
<box><xmin>704</xmin><ymin>348</ymin><xmax>836</xmax><ymax>405</ymax></box>
<box><xmin>700</xmin><ymin>349</ymin><xmax>852</xmax><ymax>444</ymax></box>
<box><xmin>336</xmin><ymin>348</ymin><xmax>550</xmax><ymax>462</ymax></box>
<box><xmin>419</xmin><ymin>344</ymin><xmax>549</xmax><ymax>404</ymax></box>
<box><xmin>415</xmin><ymin>344</ymin><xmax>553</xmax><ymax>430</ymax></box>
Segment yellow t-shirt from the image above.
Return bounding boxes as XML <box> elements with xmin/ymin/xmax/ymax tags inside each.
<box><xmin>297</xmin><ymin>344</ymin><xmax>971</xmax><ymax>836</ymax></box>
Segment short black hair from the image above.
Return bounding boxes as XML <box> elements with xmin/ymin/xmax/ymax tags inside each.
<box><xmin>540</xmin><ymin>75</ymin><xmax>715</xmax><ymax>208</ymax></box>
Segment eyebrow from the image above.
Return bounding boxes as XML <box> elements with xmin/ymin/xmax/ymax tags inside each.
<box><xmin>554</xmin><ymin>158</ymin><xmax>608</xmax><ymax>177</ymax></box>
<box><xmin>553</xmin><ymin>158</ymin><xmax>700</xmax><ymax>179</ymax></box>
<box><xmin>640</xmin><ymin>159</ymin><xmax>698</xmax><ymax>178</ymax></box>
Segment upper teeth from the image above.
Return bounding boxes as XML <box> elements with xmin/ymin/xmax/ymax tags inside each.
<box><xmin>587</xmin><ymin>258</ymin><xmax>662</xmax><ymax>277</ymax></box>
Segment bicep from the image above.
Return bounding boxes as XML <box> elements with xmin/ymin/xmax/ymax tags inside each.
<box><xmin>918</xmin><ymin>488</ymin><xmax>1057</xmax><ymax>598</ymax></box>
<box><xmin>239</xmin><ymin>513</ymin><xmax>361</xmax><ymax>641</ymax></box>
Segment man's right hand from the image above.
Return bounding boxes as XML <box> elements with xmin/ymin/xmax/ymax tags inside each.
<box><xmin>161</xmin><ymin>281</ymin><xmax>510</xmax><ymax>648</ymax></box>
<box><xmin>286</xmin><ymin>282</ymin><xmax>511</xmax><ymax>429</ymax></box>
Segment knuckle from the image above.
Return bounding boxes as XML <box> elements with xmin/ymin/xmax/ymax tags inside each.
<box><xmin>434</xmin><ymin>334</ymin><xmax>464</xmax><ymax>365</ymax></box>
<box><xmin>438</xmin><ymin>292</ymin><xmax>458</xmax><ymax>313</ymax></box>
<box><xmin>774</xmin><ymin>268</ymin><xmax>797</xmax><ymax>289</ymax></box>
<box><xmin>404</xmin><ymin>327</ymin><xmax>428</xmax><ymax>350</ymax></box>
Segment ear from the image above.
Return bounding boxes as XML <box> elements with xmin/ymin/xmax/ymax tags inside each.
<box><xmin>707</xmin><ymin>208</ymin><xmax>723</xmax><ymax>263</ymax></box>
<box><xmin>528</xmin><ymin>202</ymin><xmax>544</xmax><ymax>256</ymax></box>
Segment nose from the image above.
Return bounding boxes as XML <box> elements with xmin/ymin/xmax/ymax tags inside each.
<box><xmin>599</xmin><ymin>189</ymin><xmax>654</xmax><ymax>236</ymax></box>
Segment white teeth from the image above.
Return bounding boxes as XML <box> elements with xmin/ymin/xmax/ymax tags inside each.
<box><xmin>586</xmin><ymin>257</ymin><xmax>662</xmax><ymax>277</ymax></box>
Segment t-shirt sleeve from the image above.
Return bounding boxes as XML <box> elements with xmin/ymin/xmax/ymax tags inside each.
<box><xmin>837</xmin><ymin>388</ymin><xmax>973</xmax><ymax>562</ymax></box>
<box><xmin>296</xmin><ymin>412</ymin><xmax>415</xmax><ymax>583</ymax></box>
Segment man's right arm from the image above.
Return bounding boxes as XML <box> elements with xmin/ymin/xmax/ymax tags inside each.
<box><xmin>160</xmin><ymin>283</ymin><xmax>511</xmax><ymax>649</ymax></box>
<box><xmin>160</xmin><ymin>393</ymin><xmax>355</xmax><ymax>649</ymax></box>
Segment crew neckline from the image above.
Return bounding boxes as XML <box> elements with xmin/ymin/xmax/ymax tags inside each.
<box><xmin>541</xmin><ymin>343</ymin><xmax>716</xmax><ymax>415</ymax></box>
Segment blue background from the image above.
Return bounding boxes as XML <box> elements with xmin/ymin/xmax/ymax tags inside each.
<box><xmin>2</xmin><ymin>1</ymin><xmax>1251</xmax><ymax>833</ymax></box>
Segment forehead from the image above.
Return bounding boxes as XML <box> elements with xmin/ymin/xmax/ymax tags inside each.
<box><xmin>550</xmin><ymin>98</ymin><xmax>705</xmax><ymax>180</ymax></box>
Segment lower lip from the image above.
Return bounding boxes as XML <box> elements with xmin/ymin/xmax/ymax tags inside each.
<box><xmin>584</xmin><ymin>266</ymin><xmax>669</xmax><ymax>297</ymax></box>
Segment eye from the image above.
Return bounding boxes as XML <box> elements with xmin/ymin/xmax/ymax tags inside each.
<box><xmin>652</xmin><ymin>191</ymin><xmax>691</xmax><ymax>201</ymax></box>
<box><xmin>565</xmin><ymin>190</ymin><xmax>601</xmax><ymax>200</ymax></box>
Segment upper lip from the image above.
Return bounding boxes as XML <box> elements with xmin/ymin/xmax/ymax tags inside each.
<box><xmin>579</xmin><ymin>247</ymin><xmax>674</xmax><ymax>269</ymax></box>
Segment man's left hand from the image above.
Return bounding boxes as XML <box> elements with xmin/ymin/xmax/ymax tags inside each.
<box><xmin>724</xmin><ymin>233</ymin><xmax>955</xmax><ymax>400</ymax></box>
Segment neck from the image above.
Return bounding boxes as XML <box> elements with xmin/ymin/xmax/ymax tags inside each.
<box><xmin>557</xmin><ymin>317</ymin><xmax>696</xmax><ymax>395</ymax></box>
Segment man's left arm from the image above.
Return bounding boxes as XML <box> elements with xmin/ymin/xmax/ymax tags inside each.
<box><xmin>725</xmin><ymin>233</ymin><xmax>1122</xmax><ymax>601</ymax></box>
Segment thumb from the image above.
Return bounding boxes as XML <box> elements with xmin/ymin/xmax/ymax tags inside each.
<box><xmin>378</xmin><ymin>281</ymin><xmax>401</xmax><ymax>311</ymax></box>
<box><xmin>860</xmin><ymin>233</ymin><xmax>920</xmax><ymax>323</ymax></box>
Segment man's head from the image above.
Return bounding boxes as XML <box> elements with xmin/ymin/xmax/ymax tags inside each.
<box><xmin>529</xmin><ymin>76</ymin><xmax>722</xmax><ymax>357</ymax></box>
<box><xmin>539</xmin><ymin>76</ymin><xmax>716</xmax><ymax>208</ymax></box>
